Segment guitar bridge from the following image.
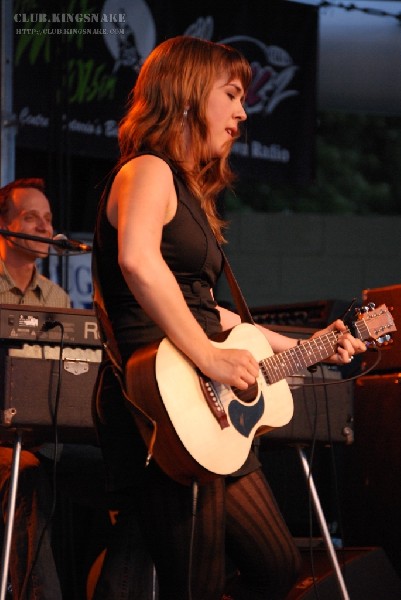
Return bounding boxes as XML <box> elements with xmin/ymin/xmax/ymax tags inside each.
<box><xmin>198</xmin><ymin>375</ymin><xmax>230</xmax><ymax>430</ymax></box>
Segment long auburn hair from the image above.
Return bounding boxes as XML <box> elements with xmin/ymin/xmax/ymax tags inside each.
<box><xmin>118</xmin><ymin>36</ymin><xmax>252</xmax><ymax>241</ymax></box>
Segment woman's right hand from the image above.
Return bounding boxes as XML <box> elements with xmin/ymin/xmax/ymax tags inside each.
<box><xmin>197</xmin><ymin>346</ymin><xmax>259</xmax><ymax>390</ymax></box>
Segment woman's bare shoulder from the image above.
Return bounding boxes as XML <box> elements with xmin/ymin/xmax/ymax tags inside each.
<box><xmin>116</xmin><ymin>154</ymin><xmax>173</xmax><ymax>182</ymax></box>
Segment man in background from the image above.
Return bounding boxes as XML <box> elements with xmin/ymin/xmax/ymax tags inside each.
<box><xmin>0</xmin><ymin>178</ymin><xmax>105</xmax><ymax>599</ymax></box>
<box><xmin>0</xmin><ymin>177</ymin><xmax>69</xmax><ymax>307</ymax></box>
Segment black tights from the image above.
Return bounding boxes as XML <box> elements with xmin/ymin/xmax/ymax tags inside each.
<box><xmin>133</xmin><ymin>463</ymin><xmax>301</xmax><ymax>600</ymax></box>
<box><xmin>93</xmin><ymin>364</ymin><xmax>301</xmax><ymax>599</ymax></box>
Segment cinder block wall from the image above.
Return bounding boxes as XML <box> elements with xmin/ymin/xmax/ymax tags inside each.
<box><xmin>217</xmin><ymin>213</ymin><xmax>401</xmax><ymax>310</ymax></box>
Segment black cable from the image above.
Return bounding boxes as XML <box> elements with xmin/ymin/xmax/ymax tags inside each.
<box><xmin>295</xmin><ymin>345</ymin><xmax>382</xmax><ymax>388</ymax></box>
<box><xmin>18</xmin><ymin>322</ymin><xmax>64</xmax><ymax>600</ymax></box>
<box><xmin>188</xmin><ymin>480</ymin><xmax>199</xmax><ymax>600</ymax></box>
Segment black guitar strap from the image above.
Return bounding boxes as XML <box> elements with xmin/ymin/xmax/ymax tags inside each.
<box><xmin>219</xmin><ymin>245</ymin><xmax>255</xmax><ymax>326</ymax></box>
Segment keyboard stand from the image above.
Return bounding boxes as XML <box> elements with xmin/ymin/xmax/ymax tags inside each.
<box><xmin>0</xmin><ymin>430</ymin><xmax>22</xmax><ymax>600</ymax></box>
<box><xmin>296</xmin><ymin>444</ymin><xmax>350</xmax><ymax>600</ymax></box>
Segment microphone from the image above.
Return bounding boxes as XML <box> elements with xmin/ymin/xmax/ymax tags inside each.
<box><xmin>52</xmin><ymin>233</ymin><xmax>92</xmax><ymax>253</ymax></box>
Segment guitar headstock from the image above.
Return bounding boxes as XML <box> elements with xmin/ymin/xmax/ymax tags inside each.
<box><xmin>353</xmin><ymin>303</ymin><xmax>397</xmax><ymax>346</ymax></box>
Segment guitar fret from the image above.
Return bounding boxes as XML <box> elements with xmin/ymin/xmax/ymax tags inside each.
<box><xmin>261</xmin><ymin>331</ymin><xmax>340</xmax><ymax>384</ymax></box>
<box><xmin>287</xmin><ymin>346</ymin><xmax>307</xmax><ymax>371</ymax></box>
<box><xmin>309</xmin><ymin>335</ymin><xmax>332</xmax><ymax>361</ymax></box>
<box><xmin>355</xmin><ymin>319</ymin><xmax>369</xmax><ymax>341</ymax></box>
<box><xmin>260</xmin><ymin>358</ymin><xmax>280</xmax><ymax>384</ymax></box>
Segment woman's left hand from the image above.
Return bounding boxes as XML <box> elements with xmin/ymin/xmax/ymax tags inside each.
<box><xmin>313</xmin><ymin>319</ymin><xmax>366</xmax><ymax>365</ymax></box>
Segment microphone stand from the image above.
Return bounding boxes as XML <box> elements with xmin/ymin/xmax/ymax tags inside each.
<box><xmin>0</xmin><ymin>228</ymin><xmax>92</xmax><ymax>253</ymax></box>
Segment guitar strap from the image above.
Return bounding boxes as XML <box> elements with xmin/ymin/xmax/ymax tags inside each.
<box><xmin>219</xmin><ymin>245</ymin><xmax>255</xmax><ymax>326</ymax></box>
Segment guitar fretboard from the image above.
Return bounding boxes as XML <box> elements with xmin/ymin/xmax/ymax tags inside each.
<box><xmin>260</xmin><ymin>331</ymin><xmax>341</xmax><ymax>384</ymax></box>
<box><xmin>259</xmin><ymin>304</ymin><xmax>396</xmax><ymax>385</ymax></box>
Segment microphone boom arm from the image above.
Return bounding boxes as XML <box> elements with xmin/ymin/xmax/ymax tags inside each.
<box><xmin>0</xmin><ymin>228</ymin><xmax>92</xmax><ymax>253</ymax></box>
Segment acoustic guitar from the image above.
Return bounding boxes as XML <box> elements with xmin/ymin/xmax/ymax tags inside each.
<box><xmin>125</xmin><ymin>304</ymin><xmax>396</xmax><ymax>485</ymax></box>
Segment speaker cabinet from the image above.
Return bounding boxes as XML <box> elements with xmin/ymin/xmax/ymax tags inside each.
<box><xmin>341</xmin><ymin>373</ymin><xmax>401</xmax><ymax>577</ymax></box>
<box><xmin>286</xmin><ymin>546</ymin><xmax>401</xmax><ymax>599</ymax></box>
<box><xmin>264</xmin><ymin>372</ymin><xmax>354</xmax><ymax>444</ymax></box>
<box><xmin>0</xmin><ymin>354</ymin><xmax>98</xmax><ymax>443</ymax></box>
<box><xmin>362</xmin><ymin>284</ymin><xmax>401</xmax><ymax>372</ymax></box>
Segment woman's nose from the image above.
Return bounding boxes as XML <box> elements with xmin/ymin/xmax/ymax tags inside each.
<box><xmin>237</xmin><ymin>103</ymin><xmax>247</xmax><ymax>121</ymax></box>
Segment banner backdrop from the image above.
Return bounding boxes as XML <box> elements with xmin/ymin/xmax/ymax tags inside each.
<box><xmin>13</xmin><ymin>0</ymin><xmax>318</xmax><ymax>184</ymax></box>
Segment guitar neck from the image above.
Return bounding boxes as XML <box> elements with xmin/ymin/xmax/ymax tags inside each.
<box><xmin>261</xmin><ymin>330</ymin><xmax>341</xmax><ymax>384</ymax></box>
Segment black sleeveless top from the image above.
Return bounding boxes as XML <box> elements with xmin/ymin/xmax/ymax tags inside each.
<box><xmin>93</xmin><ymin>153</ymin><xmax>259</xmax><ymax>483</ymax></box>
<box><xmin>93</xmin><ymin>153</ymin><xmax>224</xmax><ymax>364</ymax></box>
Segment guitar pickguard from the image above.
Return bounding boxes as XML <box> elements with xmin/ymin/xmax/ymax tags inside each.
<box><xmin>228</xmin><ymin>392</ymin><xmax>265</xmax><ymax>437</ymax></box>
<box><xmin>203</xmin><ymin>377</ymin><xmax>265</xmax><ymax>436</ymax></box>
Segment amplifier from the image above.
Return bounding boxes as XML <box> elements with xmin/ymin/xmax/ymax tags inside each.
<box><xmin>255</xmin><ymin>324</ymin><xmax>355</xmax><ymax>445</ymax></box>
<box><xmin>0</xmin><ymin>351</ymin><xmax>99</xmax><ymax>443</ymax></box>
<box><xmin>362</xmin><ymin>284</ymin><xmax>401</xmax><ymax>372</ymax></box>
<box><xmin>342</xmin><ymin>373</ymin><xmax>401</xmax><ymax>575</ymax></box>
<box><xmin>251</xmin><ymin>299</ymin><xmax>353</xmax><ymax>329</ymax></box>
<box><xmin>261</xmin><ymin>369</ymin><xmax>354</xmax><ymax>445</ymax></box>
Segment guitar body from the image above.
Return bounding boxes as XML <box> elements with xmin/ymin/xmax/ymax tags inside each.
<box><xmin>125</xmin><ymin>323</ymin><xmax>294</xmax><ymax>485</ymax></box>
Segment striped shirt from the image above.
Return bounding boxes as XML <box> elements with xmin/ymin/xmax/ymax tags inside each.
<box><xmin>0</xmin><ymin>258</ymin><xmax>70</xmax><ymax>308</ymax></box>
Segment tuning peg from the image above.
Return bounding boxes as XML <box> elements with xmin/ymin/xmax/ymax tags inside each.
<box><xmin>360</xmin><ymin>302</ymin><xmax>376</xmax><ymax>313</ymax></box>
<box><xmin>376</xmin><ymin>334</ymin><xmax>392</xmax><ymax>346</ymax></box>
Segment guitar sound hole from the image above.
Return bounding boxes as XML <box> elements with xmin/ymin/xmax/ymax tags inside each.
<box><xmin>232</xmin><ymin>382</ymin><xmax>258</xmax><ymax>404</ymax></box>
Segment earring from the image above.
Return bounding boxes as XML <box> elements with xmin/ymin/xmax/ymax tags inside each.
<box><xmin>181</xmin><ymin>107</ymin><xmax>189</xmax><ymax>130</ymax></box>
